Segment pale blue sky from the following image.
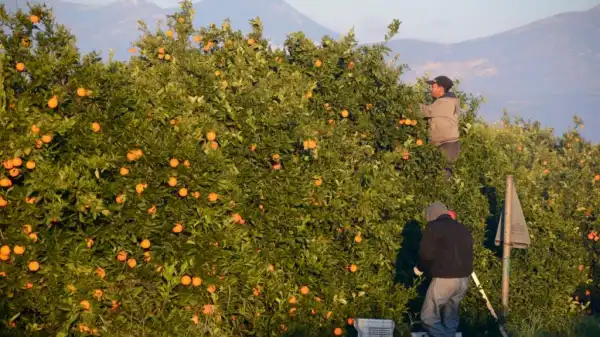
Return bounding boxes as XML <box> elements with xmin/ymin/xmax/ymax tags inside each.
<box><xmin>69</xmin><ymin>0</ymin><xmax>600</xmax><ymax>42</ymax></box>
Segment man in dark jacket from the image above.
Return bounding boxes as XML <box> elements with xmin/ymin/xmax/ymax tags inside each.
<box><xmin>414</xmin><ymin>202</ymin><xmax>473</xmax><ymax>337</ymax></box>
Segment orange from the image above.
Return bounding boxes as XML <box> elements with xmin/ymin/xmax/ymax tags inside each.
<box><xmin>165</xmin><ymin>55</ymin><xmax>172</xmax><ymax>61</ymax></box>
<box><xmin>314</xmin><ymin>177</ymin><xmax>323</xmax><ymax>186</ymax></box>
<box><xmin>13</xmin><ymin>246</ymin><xmax>24</xmax><ymax>255</ymax></box>
<box><xmin>47</xmin><ymin>96</ymin><xmax>58</xmax><ymax>109</ymax></box>
<box><xmin>77</xmin><ymin>88</ymin><xmax>87</xmax><ymax>97</ymax></box>
<box><xmin>340</xmin><ymin>109</ymin><xmax>349</xmax><ymax>118</ymax></box>
<box><xmin>300</xmin><ymin>286</ymin><xmax>309</xmax><ymax>295</ymax></box>
<box><xmin>173</xmin><ymin>223</ymin><xmax>184</xmax><ymax>233</ymax></box>
<box><xmin>128</xmin><ymin>47</ymin><xmax>136</xmax><ymax>53</ymax></box>
<box><xmin>289</xmin><ymin>296</ymin><xmax>297</xmax><ymax>304</ymax></box>
<box><xmin>117</xmin><ymin>251</ymin><xmax>127</xmax><ymax>261</ymax></box>
<box><xmin>168</xmin><ymin>177</ymin><xmax>177</xmax><ymax>186</ymax></box>
<box><xmin>354</xmin><ymin>234</ymin><xmax>362</xmax><ymax>243</ymax></box>
<box><xmin>86</xmin><ymin>238</ymin><xmax>93</xmax><ymax>248</ymax></box>
<box><xmin>23</xmin><ymin>224</ymin><xmax>32</xmax><ymax>234</ymax></box>
<box><xmin>158</xmin><ymin>47</ymin><xmax>165</xmax><ymax>54</ymax></box>
<box><xmin>93</xmin><ymin>289</ymin><xmax>103</xmax><ymax>299</ymax></box>
<box><xmin>314</xmin><ymin>59</ymin><xmax>322</xmax><ymax>67</ymax></box>
<box><xmin>9</xmin><ymin>168</ymin><xmax>19</xmax><ymax>177</ymax></box>
<box><xmin>192</xmin><ymin>191</ymin><xmax>200</xmax><ymax>199</ymax></box>
<box><xmin>2</xmin><ymin>159</ymin><xmax>13</xmax><ymax>169</ymax></box>
<box><xmin>248</xmin><ymin>38</ymin><xmax>255</xmax><ymax>46</ymax></box>
<box><xmin>31</xmin><ymin>124</ymin><xmax>40</xmax><ymax>134</ymax></box>
<box><xmin>127</xmin><ymin>258</ymin><xmax>137</xmax><ymax>268</ymax></box>
<box><xmin>120</xmin><ymin>167</ymin><xmax>129</xmax><ymax>176</ymax></box>
<box><xmin>207</xmin><ymin>284</ymin><xmax>216</xmax><ymax>293</ymax></box>
<box><xmin>595</xmin><ymin>174</ymin><xmax>600</xmax><ymax>181</ymax></box>
<box><xmin>416</xmin><ymin>139</ymin><xmax>423</xmax><ymax>146</ymax></box>
<box><xmin>80</xmin><ymin>300</ymin><xmax>90</xmax><ymax>311</ymax></box>
<box><xmin>209</xmin><ymin>141</ymin><xmax>219</xmax><ymax>150</ymax></box>
<box><xmin>29</xmin><ymin>15</ymin><xmax>40</xmax><ymax>23</ymax></box>
<box><xmin>16</xmin><ymin>62</ymin><xmax>25</xmax><ymax>72</ymax></box>
<box><xmin>349</xmin><ymin>264</ymin><xmax>358</xmax><ymax>272</ymax></box>
<box><xmin>135</xmin><ymin>183</ymin><xmax>145</xmax><ymax>194</ymax></box>
<box><xmin>91</xmin><ymin>122</ymin><xmax>101</xmax><ymax>132</ymax></box>
<box><xmin>166</xmin><ymin>30</ymin><xmax>174</xmax><ymax>38</ymax></box>
<box><xmin>347</xmin><ymin>318</ymin><xmax>354</xmax><ymax>325</ymax></box>
<box><xmin>0</xmin><ymin>197</ymin><xmax>7</xmax><ymax>207</ymax></box>
<box><xmin>26</xmin><ymin>161</ymin><xmax>35</xmax><ymax>169</ymax></box>
<box><xmin>178</xmin><ymin>17</ymin><xmax>185</xmax><ymax>24</ymax></box>
<box><xmin>206</xmin><ymin>131</ymin><xmax>216</xmax><ymax>141</ymax></box>
<box><xmin>41</xmin><ymin>134</ymin><xmax>52</xmax><ymax>143</ymax></box>
<box><xmin>208</xmin><ymin>192</ymin><xmax>218</xmax><ymax>202</ymax></box>
<box><xmin>95</xmin><ymin>267</ymin><xmax>106</xmax><ymax>279</ymax></box>
<box><xmin>140</xmin><ymin>239</ymin><xmax>150</xmax><ymax>249</ymax></box>
<box><xmin>169</xmin><ymin>158</ymin><xmax>179</xmax><ymax>167</ymax></box>
<box><xmin>202</xmin><ymin>304</ymin><xmax>214</xmax><ymax>315</ymax></box>
<box><xmin>180</xmin><ymin>275</ymin><xmax>191</xmax><ymax>285</ymax></box>
<box><xmin>0</xmin><ymin>254</ymin><xmax>8</xmax><ymax>261</ymax></box>
<box><xmin>192</xmin><ymin>277</ymin><xmax>202</xmax><ymax>287</ymax></box>
<box><xmin>178</xmin><ymin>188</ymin><xmax>188</xmax><ymax>197</ymax></box>
<box><xmin>116</xmin><ymin>194</ymin><xmax>125</xmax><ymax>204</ymax></box>
<box><xmin>0</xmin><ymin>178</ymin><xmax>12</xmax><ymax>187</ymax></box>
<box><xmin>0</xmin><ymin>245</ymin><xmax>10</xmax><ymax>255</ymax></box>
<box><xmin>28</xmin><ymin>261</ymin><xmax>40</xmax><ymax>271</ymax></box>
<box><xmin>183</xmin><ymin>160</ymin><xmax>191</xmax><ymax>167</ymax></box>
<box><xmin>334</xmin><ymin>328</ymin><xmax>342</xmax><ymax>336</ymax></box>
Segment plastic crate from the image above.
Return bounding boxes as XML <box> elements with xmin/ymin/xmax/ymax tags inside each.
<box><xmin>353</xmin><ymin>318</ymin><xmax>395</xmax><ymax>337</ymax></box>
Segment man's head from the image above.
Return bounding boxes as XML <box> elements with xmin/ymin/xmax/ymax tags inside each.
<box><xmin>424</xmin><ymin>201</ymin><xmax>449</xmax><ymax>222</ymax></box>
<box><xmin>426</xmin><ymin>75</ymin><xmax>453</xmax><ymax>99</ymax></box>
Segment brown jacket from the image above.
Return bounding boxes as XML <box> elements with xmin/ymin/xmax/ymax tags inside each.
<box><xmin>419</xmin><ymin>92</ymin><xmax>460</xmax><ymax>145</ymax></box>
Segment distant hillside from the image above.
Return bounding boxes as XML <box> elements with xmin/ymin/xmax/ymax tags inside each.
<box><xmin>388</xmin><ymin>5</ymin><xmax>600</xmax><ymax>140</ymax></box>
<box><xmin>4</xmin><ymin>1</ymin><xmax>600</xmax><ymax>140</ymax></box>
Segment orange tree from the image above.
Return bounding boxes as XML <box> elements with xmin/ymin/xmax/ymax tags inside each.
<box><xmin>0</xmin><ymin>2</ymin><xmax>598</xmax><ymax>336</ymax></box>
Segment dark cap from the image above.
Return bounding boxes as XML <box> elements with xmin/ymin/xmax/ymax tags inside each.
<box><xmin>426</xmin><ymin>75</ymin><xmax>453</xmax><ymax>92</ymax></box>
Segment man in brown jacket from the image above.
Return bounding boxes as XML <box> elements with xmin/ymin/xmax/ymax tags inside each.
<box><xmin>420</xmin><ymin>76</ymin><xmax>461</xmax><ymax>174</ymax></box>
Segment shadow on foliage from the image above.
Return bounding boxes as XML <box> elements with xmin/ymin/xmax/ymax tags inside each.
<box><xmin>480</xmin><ymin>178</ymin><xmax>502</xmax><ymax>258</ymax></box>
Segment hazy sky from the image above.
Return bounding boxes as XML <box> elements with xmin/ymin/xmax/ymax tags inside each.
<box><xmin>63</xmin><ymin>0</ymin><xmax>600</xmax><ymax>42</ymax></box>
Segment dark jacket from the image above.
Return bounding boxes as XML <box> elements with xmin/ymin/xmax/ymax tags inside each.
<box><xmin>418</xmin><ymin>214</ymin><xmax>473</xmax><ymax>278</ymax></box>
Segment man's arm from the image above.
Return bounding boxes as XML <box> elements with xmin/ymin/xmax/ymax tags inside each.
<box><xmin>419</xmin><ymin>99</ymin><xmax>454</xmax><ymax>119</ymax></box>
<box><xmin>417</xmin><ymin>224</ymin><xmax>436</xmax><ymax>272</ymax></box>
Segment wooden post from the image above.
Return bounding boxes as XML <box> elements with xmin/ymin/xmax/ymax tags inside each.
<box><xmin>501</xmin><ymin>175</ymin><xmax>513</xmax><ymax>318</ymax></box>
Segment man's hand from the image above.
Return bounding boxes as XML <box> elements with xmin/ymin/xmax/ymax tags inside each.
<box><xmin>413</xmin><ymin>266</ymin><xmax>423</xmax><ymax>276</ymax></box>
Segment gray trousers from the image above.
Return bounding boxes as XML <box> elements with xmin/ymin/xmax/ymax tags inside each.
<box><xmin>438</xmin><ymin>141</ymin><xmax>460</xmax><ymax>179</ymax></box>
<box><xmin>421</xmin><ymin>277</ymin><xmax>469</xmax><ymax>337</ymax></box>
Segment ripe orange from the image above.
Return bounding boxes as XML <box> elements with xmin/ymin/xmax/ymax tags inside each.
<box><xmin>349</xmin><ymin>264</ymin><xmax>358</xmax><ymax>272</ymax></box>
<box><xmin>28</xmin><ymin>261</ymin><xmax>40</xmax><ymax>272</ymax></box>
<box><xmin>183</xmin><ymin>160</ymin><xmax>191</xmax><ymax>167</ymax></box>
<box><xmin>13</xmin><ymin>246</ymin><xmax>25</xmax><ymax>255</ymax></box>
<box><xmin>180</xmin><ymin>275</ymin><xmax>192</xmax><ymax>285</ymax></box>
<box><xmin>315</xmin><ymin>59</ymin><xmax>322</xmax><ymax>67</ymax></box>
<box><xmin>23</xmin><ymin>224</ymin><xmax>32</xmax><ymax>234</ymax></box>
<box><xmin>41</xmin><ymin>134</ymin><xmax>52</xmax><ymax>143</ymax></box>
<box><xmin>206</xmin><ymin>131</ymin><xmax>216</xmax><ymax>141</ymax></box>
<box><xmin>208</xmin><ymin>192</ymin><xmax>218</xmax><ymax>202</ymax></box>
<box><xmin>207</xmin><ymin>284</ymin><xmax>217</xmax><ymax>293</ymax></box>
<box><xmin>47</xmin><ymin>96</ymin><xmax>58</xmax><ymax>109</ymax></box>
<box><xmin>80</xmin><ymin>300</ymin><xmax>90</xmax><ymax>311</ymax></box>
<box><xmin>166</xmin><ymin>30</ymin><xmax>174</xmax><ymax>38</ymax></box>
<box><xmin>334</xmin><ymin>328</ymin><xmax>342</xmax><ymax>336</ymax></box>
<box><xmin>29</xmin><ymin>15</ymin><xmax>40</xmax><ymax>23</ymax></box>
<box><xmin>169</xmin><ymin>158</ymin><xmax>179</xmax><ymax>167</ymax></box>
<box><xmin>95</xmin><ymin>267</ymin><xmax>106</xmax><ymax>279</ymax></box>
<box><xmin>0</xmin><ymin>197</ymin><xmax>7</xmax><ymax>207</ymax></box>
<box><xmin>117</xmin><ymin>251</ymin><xmax>127</xmax><ymax>261</ymax></box>
<box><xmin>16</xmin><ymin>62</ymin><xmax>25</xmax><ymax>72</ymax></box>
<box><xmin>0</xmin><ymin>178</ymin><xmax>12</xmax><ymax>187</ymax></box>
<box><xmin>128</xmin><ymin>47</ymin><xmax>136</xmax><ymax>53</ymax></box>
<box><xmin>347</xmin><ymin>318</ymin><xmax>354</xmax><ymax>325</ymax></box>
<box><xmin>127</xmin><ymin>258</ymin><xmax>137</xmax><ymax>268</ymax></box>
<box><xmin>26</xmin><ymin>161</ymin><xmax>35</xmax><ymax>169</ymax></box>
<box><xmin>178</xmin><ymin>188</ymin><xmax>188</xmax><ymax>197</ymax></box>
<box><xmin>340</xmin><ymin>109</ymin><xmax>349</xmax><ymax>118</ymax></box>
<box><xmin>314</xmin><ymin>177</ymin><xmax>323</xmax><ymax>186</ymax></box>
<box><xmin>12</xmin><ymin>157</ymin><xmax>21</xmax><ymax>166</ymax></box>
<box><xmin>289</xmin><ymin>296</ymin><xmax>297</xmax><ymax>304</ymax></box>
<box><xmin>91</xmin><ymin>122</ymin><xmax>101</xmax><ymax>132</ymax></box>
<box><xmin>168</xmin><ymin>177</ymin><xmax>177</xmax><ymax>186</ymax></box>
<box><xmin>116</xmin><ymin>194</ymin><xmax>125</xmax><ymax>204</ymax></box>
<box><xmin>354</xmin><ymin>234</ymin><xmax>362</xmax><ymax>243</ymax></box>
<box><xmin>300</xmin><ymin>286</ymin><xmax>309</xmax><ymax>295</ymax></box>
<box><xmin>140</xmin><ymin>239</ymin><xmax>150</xmax><ymax>249</ymax></box>
<box><xmin>77</xmin><ymin>88</ymin><xmax>87</xmax><ymax>97</ymax></box>
<box><xmin>0</xmin><ymin>245</ymin><xmax>10</xmax><ymax>255</ymax></box>
<box><xmin>173</xmin><ymin>223</ymin><xmax>184</xmax><ymax>233</ymax></box>
<box><xmin>416</xmin><ymin>139</ymin><xmax>423</xmax><ymax>146</ymax></box>
<box><xmin>192</xmin><ymin>277</ymin><xmax>202</xmax><ymax>287</ymax></box>
<box><xmin>93</xmin><ymin>289</ymin><xmax>103</xmax><ymax>299</ymax></box>
<box><xmin>178</xmin><ymin>17</ymin><xmax>185</xmax><ymax>23</ymax></box>
<box><xmin>595</xmin><ymin>174</ymin><xmax>600</xmax><ymax>181</ymax></box>
<box><xmin>120</xmin><ymin>167</ymin><xmax>129</xmax><ymax>176</ymax></box>
<box><xmin>31</xmin><ymin>124</ymin><xmax>40</xmax><ymax>134</ymax></box>
<box><xmin>348</xmin><ymin>61</ymin><xmax>355</xmax><ymax>69</ymax></box>
<box><xmin>192</xmin><ymin>191</ymin><xmax>200</xmax><ymax>199</ymax></box>
<box><xmin>248</xmin><ymin>38</ymin><xmax>255</xmax><ymax>46</ymax></box>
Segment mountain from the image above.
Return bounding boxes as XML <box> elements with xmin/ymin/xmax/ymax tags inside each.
<box><xmin>389</xmin><ymin>5</ymin><xmax>600</xmax><ymax>140</ymax></box>
<box><xmin>4</xmin><ymin>0</ymin><xmax>337</xmax><ymax>59</ymax></box>
<box><xmin>3</xmin><ymin>1</ymin><xmax>600</xmax><ymax>140</ymax></box>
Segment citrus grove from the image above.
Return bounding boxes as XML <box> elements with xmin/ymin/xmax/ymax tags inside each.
<box><xmin>1</xmin><ymin>2</ymin><xmax>599</xmax><ymax>336</ymax></box>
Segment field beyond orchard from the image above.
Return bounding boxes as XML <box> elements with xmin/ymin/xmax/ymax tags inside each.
<box><xmin>1</xmin><ymin>2</ymin><xmax>600</xmax><ymax>336</ymax></box>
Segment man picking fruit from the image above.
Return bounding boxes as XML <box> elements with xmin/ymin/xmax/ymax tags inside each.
<box><xmin>419</xmin><ymin>75</ymin><xmax>461</xmax><ymax>178</ymax></box>
<box><xmin>414</xmin><ymin>202</ymin><xmax>473</xmax><ymax>337</ymax></box>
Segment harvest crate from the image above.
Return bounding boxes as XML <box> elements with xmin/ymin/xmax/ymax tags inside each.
<box><xmin>353</xmin><ymin>318</ymin><xmax>394</xmax><ymax>337</ymax></box>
